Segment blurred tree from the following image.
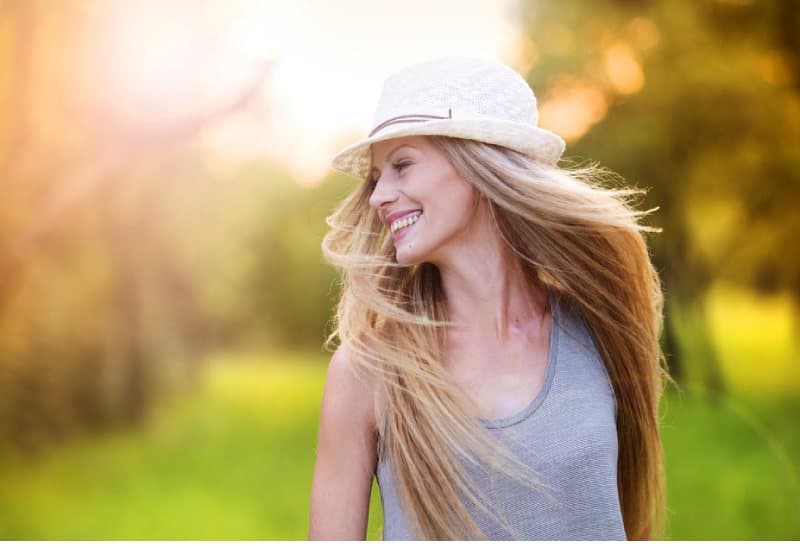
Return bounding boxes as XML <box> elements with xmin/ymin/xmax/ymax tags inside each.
<box><xmin>238</xmin><ymin>166</ymin><xmax>352</xmax><ymax>349</ymax></box>
<box><xmin>0</xmin><ymin>0</ymin><xmax>274</xmax><ymax>452</ymax></box>
<box><xmin>520</xmin><ymin>0</ymin><xmax>800</xmax><ymax>393</ymax></box>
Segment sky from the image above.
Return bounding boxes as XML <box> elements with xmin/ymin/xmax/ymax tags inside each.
<box><xmin>89</xmin><ymin>0</ymin><xmax>529</xmax><ymax>185</ymax></box>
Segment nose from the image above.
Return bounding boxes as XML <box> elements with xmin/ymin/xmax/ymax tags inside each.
<box><xmin>367</xmin><ymin>175</ymin><xmax>398</xmax><ymax>213</ymax></box>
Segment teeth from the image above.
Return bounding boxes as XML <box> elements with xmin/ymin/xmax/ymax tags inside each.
<box><xmin>390</xmin><ymin>213</ymin><xmax>422</xmax><ymax>234</ymax></box>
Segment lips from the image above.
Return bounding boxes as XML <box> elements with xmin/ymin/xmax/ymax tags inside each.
<box><xmin>391</xmin><ymin>212</ymin><xmax>422</xmax><ymax>242</ymax></box>
<box><xmin>385</xmin><ymin>209</ymin><xmax>423</xmax><ymax>227</ymax></box>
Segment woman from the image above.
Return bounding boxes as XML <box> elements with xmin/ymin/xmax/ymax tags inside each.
<box><xmin>308</xmin><ymin>56</ymin><xmax>672</xmax><ymax>540</ymax></box>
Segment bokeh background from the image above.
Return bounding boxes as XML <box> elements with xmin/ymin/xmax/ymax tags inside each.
<box><xmin>0</xmin><ymin>0</ymin><xmax>798</xmax><ymax>540</ymax></box>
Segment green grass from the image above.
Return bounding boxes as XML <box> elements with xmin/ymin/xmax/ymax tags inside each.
<box><xmin>660</xmin><ymin>391</ymin><xmax>800</xmax><ymax>539</ymax></box>
<box><xmin>0</xmin><ymin>351</ymin><xmax>381</xmax><ymax>540</ymax></box>
<box><xmin>0</xmin><ymin>351</ymin><xmax>797</xmax><ymax>540</ymax></box>
<box><xmin>0</xmin><ymin>284</ymin><xmax>798</xmax><ymax>539</ymax></box>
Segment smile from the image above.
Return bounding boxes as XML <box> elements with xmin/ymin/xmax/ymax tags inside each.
<box><xmin>391</xmin><ymin>212</ymin><xmax>422</xmax><ymax>241</ymax></box>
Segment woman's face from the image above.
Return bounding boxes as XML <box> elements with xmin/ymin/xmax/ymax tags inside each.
<box><xmin>368</xmin><ymin>135</ymin><xmax>480</xmax><ymax>266</ymax></box>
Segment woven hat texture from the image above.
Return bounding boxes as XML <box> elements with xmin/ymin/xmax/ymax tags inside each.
<box><xmin>330</xmin><ymin>56</ymin><xmax>565</xmax><ymax>180</ymax></box>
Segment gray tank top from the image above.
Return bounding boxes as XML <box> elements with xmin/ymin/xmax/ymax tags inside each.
<box><xmin>374</xmin><ymin>293</ymin><xmax>627</xmax><ymax>540</ymax></box>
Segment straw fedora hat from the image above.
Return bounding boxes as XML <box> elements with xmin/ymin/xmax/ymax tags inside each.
<box><xmin>330</xmin><ymin>56</ymin><xmax>566</xmax><ymax>180</ymax></box>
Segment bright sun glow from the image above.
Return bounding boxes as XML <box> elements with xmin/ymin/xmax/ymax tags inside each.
<box><xmin>88</xmin><ymin>0</ymin><xmax>524</xmax><ymax>185</ymax></box>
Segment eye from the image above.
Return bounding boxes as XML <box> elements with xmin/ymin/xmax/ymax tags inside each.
<box><xmin>393</xmin><ymin>161</ymin><xmax>412</xmax><ymax>173</ymax></box>
<box><xmin>370</xmin><ymin>161</ymin><xmax>410</xmax><ymax>186</ymax></box>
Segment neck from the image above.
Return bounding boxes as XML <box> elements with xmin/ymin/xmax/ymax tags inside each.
<box><xmin>434</xmin><ymin>212</ymin><xmax>549</xmax><ymax>342</ymax></box>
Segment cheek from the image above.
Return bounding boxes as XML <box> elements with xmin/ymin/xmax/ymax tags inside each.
<box><xmin>415</xmin><ymin>166</ymin><xmax>477</xmax><ymax>235</ymax></box>
<box><xmin>426</xmin><ymin>189</ymin><xmax>476</xmax><ymax>235</ymax></box>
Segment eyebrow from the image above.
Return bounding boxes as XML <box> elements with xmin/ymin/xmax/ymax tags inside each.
<box><xmin>371</xmin><ymin>144</ymin><xmax>416</xmax><ymax>178</ymax></box>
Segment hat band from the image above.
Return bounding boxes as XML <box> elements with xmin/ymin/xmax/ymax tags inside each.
<box><xmin>368</xmin><ymin>108</ymin><xmax>452</xmax><ymax>137</ymax></box>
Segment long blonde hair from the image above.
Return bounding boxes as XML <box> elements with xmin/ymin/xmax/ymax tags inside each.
<box><xmin>321</xmin><ymin>135</ymin><xmax>673</xmax><ymax>540</ymax></box>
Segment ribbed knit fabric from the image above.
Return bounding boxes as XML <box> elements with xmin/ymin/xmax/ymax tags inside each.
<box><xmin>374</xmin><ymin>293</ymin><xmax>626</xmax><ymax>540</ymax></box>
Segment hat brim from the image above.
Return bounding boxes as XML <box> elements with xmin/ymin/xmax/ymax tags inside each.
<box><xmin>330</xmin><ymin>119</ymin><xmax>566</xmax><ymax>180</ymax></box>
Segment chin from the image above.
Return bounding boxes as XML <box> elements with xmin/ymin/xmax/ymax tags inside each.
<box><xmin>394</xmin><ymin>252</ymin><xmax>419</xmax><ymax>267</ymax></box>
<box><xmin>394</xmin><ymin>244</ymin><xmax>426</xmax><ymax>266</ymax></box>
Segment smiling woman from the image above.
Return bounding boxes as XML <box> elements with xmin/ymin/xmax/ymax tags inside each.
<box><xmin>369</xmin><ymin>137</ymin><xmax>481</xmax><ymax>258</ymax></box>
<box><xmin>310</xmin><ymin>56</ymin><xmax>672</xmax><ymax>541</ymax></box>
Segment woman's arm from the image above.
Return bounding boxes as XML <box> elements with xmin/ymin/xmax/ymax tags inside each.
<box><xmin>308</xmin><ymin>346</ymin><xmax>378</xmax><ymax>540</ymax></box>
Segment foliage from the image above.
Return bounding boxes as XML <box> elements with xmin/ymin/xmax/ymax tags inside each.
<box><xmin>519</xmin><ymin>0</ymin><xmax>800</xmax><ymax>389</ymax></box>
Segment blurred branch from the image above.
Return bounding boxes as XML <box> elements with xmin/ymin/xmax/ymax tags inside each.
<box><xmin>1</xmin><ymin>60</ymin><xmax>273</xmax><ymax>294</ymax></box>
<box><xmin>776</xmin><ymin>0</ymin><xmax>800</xmax><ymax>89</ymax></box>
<box><xmin>16</xmin><ymin>61</ymin><xmax>271</xmax><ymax>247</ymax></box>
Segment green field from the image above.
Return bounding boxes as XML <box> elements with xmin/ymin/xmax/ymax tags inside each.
<box><xmin>0</xmin><ymin>350</ymin><xmax>797</xmax><ymax>540</ymax></box>
<box><xmin>0</xmin><ymin>288</ymin><xmax>798</xmax><ymax>540</ymax></box>
<box><xmin>0</xmin><ymin>352</ymin><xmax>386</xmax><ymax>540</ymax></box>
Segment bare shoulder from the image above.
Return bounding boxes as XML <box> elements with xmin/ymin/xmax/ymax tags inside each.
<box><xmin>324</xmin><ymin>345</ymin><xmax>378</xmax><ymax>434</ymax></box>
<box><xmin>309</xmin><ymin>345</ymin><xmax>379</xmax><ymax>539</ymax></box>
